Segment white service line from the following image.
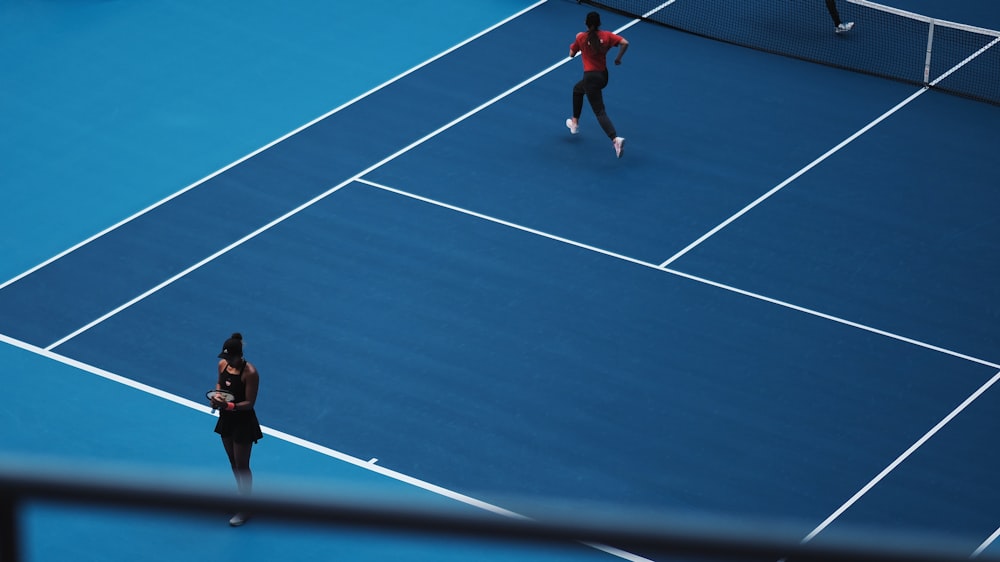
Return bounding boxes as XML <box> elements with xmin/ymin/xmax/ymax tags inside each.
<box><xmin>663</xmin><ymin>268</ymin><xmax>1000</xmax><ymax>370</ymax></box>
<box><xmin>358</xmin><ymin>178</ymin><xmax>1000</xmax><ymax>371</ymax></box>
<box><xmin>356</xmin><ymin>178</ymin><xmax>658</xmax><ymax>270</ymax></box>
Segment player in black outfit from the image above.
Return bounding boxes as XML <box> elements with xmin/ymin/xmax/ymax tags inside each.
<box><xmin>210</xmin><ymin>332</ymin><xmax>263</xmax><ymax>527</ymax></box>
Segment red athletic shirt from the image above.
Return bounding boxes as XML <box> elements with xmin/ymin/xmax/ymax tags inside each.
<box><xmin>570</xmin><ymin>30</ymin><xmax>623</xmax><ymax>72</ymax></box>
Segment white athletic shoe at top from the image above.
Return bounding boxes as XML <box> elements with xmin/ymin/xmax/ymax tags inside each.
<box><xmin>566</xmin><ymin>118</ymin><xmax>579</xmax><ymax>134</ymax></box>
<box><xmin>836</xmin><ymin>22</ymin><xmax>855</xmax><ymax>33</ymax></box>
<box><xmin>613</xmin><ymin>137</ymin><xmax>625</xmax><ymax>158</ymax></box>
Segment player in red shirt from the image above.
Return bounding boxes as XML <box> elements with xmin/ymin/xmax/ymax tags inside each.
<box><xmin>566</xmin><ymin>11</ymin><xmax>629</xmax><ymax>158</ymax></box>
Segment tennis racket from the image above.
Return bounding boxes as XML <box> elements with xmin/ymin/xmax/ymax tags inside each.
<box><xmin>206</xmin><ymin>389</ymin><xmax>235</xmax><ymax>413</ymax></box>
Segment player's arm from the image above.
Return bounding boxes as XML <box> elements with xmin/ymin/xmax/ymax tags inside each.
<box><xmin>614</xmin><ymin>38</ymin><xmax>629</xmax><ymax>65</ymax></box>
<box><xmin>237</xmin><ymin>365</ymin><xmax>259</xmax><ymax>411</ymax></box>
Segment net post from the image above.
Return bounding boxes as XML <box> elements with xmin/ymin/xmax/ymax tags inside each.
<box><xmin>924</xmin><ymin>19</ymin><xmax>936</xmax><ymax>85</ymax></box>
<box><xmin>0</xmin><ymin>492</ymin><xmax>19</xmax><ymax>562</ymax></box>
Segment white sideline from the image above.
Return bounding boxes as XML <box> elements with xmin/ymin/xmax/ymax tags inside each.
<box><xmin>0</xmin><ymin>0</ymin><xmax>548</xmax><ymax>294</ymax></box>
<box><xmin>0</xmin><ymin>331</ymin><xmax>654</xmax><ymax>562</ymax></box>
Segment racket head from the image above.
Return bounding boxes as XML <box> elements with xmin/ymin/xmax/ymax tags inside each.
<box><xmin>206</xmin><ymin>389</ymin><xmax>235</xmax><ymax>402</ymax></box>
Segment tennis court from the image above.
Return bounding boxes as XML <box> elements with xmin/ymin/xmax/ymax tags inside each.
<box><xmin>2</xmin><ymin>1</ymin><xmax>1000</xmax><ymax>561</ymax></box>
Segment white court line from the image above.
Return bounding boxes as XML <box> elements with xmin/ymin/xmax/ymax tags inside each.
<box><xmin>0</xmin><ymin>331</ymin><xmax>654</xmax><ymax>561</ymax></box>
<box><xmin>929</xmin><ymin>36</ymin><xmax>1000</xmax><ymax>87</ymax></box>
<box><xmin>800</xmin><ymin>369</ymin><xmax>1000</xmax><ymax>544</ymax></box>
<box><xmin>0</xmin><ymin>0</ymin><xmax>548</xmax><ymax>293</ymax></box>
<box><xmin>45</xmin><ymin>175</ymin><xmax>348</xmax><ymax>350</ymax></box>
<box><xmin>0</xmin><ymin>334</ymin><xmax>526</xmax><ymax>511</ymax></box>
<box><xmin>357</xmin><ymin>177</ymin><xmax>1000</xmax><ymax>371</ymax></box>
<box><xmin>356</xmin><ymin>178</ymin><xmax>655</xmax><ymax>269</ymax></box>
<box><xmin>663</xmin><ymin>268</ymin><xmax>1000</xmax><ymax>370</ymax></box>
<box><xmin>973</xmin><ymin>525</ymin><xmax>1000</xmax><ymax>558</ymax></box>
<box><xmin>658</xmin><ymin>86</ymin><xmax>929</xmax><ymax>269</ymax></box>
<box><xmin>44</xmin><ymin>4</ymin><xmax>657</xmax><ymax>351</ymax></box>
<box><xmin>357</xmin><ymin>178</ymin><xmax>1000</xmax><ymax>559</ymax></box>
<box><xmin>660</xmin><ymin>23</ymin><xmax>1000</xmax><ymax>270</ymax></box>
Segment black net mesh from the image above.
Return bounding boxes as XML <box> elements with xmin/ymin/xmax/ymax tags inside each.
<box><xmin>578</xmin><ymin>0</ymin><xmax>1000</xmax><ymax>105</ymax></box>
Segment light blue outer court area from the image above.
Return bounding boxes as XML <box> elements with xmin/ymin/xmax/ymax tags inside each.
<box><xmin>0</xmin><ymin>0</ymin><xmax>539</xmax><ymax>282</ymax></box>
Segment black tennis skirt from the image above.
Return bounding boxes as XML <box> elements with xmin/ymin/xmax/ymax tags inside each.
<box><xmin>214</xmin><ymin>410</ymin><xmax>263</xmax><ymax>444</ymax></box>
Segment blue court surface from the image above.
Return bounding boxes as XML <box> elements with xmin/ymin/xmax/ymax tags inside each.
<box><xmin>2</xmin><ymin>1</ymin><xmax>1000</xmax><ymax>561</ymax></box>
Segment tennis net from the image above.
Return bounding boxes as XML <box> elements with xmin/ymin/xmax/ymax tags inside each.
<box><xmin>578</xmin><ymin>0</ymin><xmax>1000</xmax><ymax>105</ymax></box>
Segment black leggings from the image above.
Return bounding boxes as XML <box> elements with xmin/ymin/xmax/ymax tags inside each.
<box><xmin>222</xmin><ymin>436</ymin><xmax>254</xmax><ymax>495</ymax></box>
<box><xmin>573</xmin><ymin>70</ymin><xmax>618</xmax><ymax>139</ymax></box>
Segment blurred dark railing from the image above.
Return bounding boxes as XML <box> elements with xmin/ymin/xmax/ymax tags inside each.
<box><xmin>0</xmin><ymin>460</ymin><xmax>995</xmax><ymax>562</ymax></box>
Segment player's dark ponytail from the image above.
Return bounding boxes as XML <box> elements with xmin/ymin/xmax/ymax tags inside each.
<box><xmin>585</xmin><ymin>11</ymin><xmax>604</xmax><ymax>54</ymax></box>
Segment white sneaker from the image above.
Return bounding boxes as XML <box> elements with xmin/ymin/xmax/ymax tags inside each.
<box><xmin>613</xmin><ymin>137</ymin><xmax>625</xmax><ymax>158</ymax></box>
<box><xmin>229</xmin><ymin>512</ymin><xmax>249</xmax><ymax>527</ymax></box>
<box><xmin>566</xmin><ymin>118</ymin><xmax>579</xmax><ymax>134</ymax></box>
<box><xmin>836</xmin><ymin>22</ymin><xmax>854</xmax><ymax>33</ymax></box>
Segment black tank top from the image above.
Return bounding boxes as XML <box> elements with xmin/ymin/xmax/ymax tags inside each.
<box><xmin>221</xmin><ymin>362</ymin><xmax>248</xmax><ymax>403</ymax></box>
